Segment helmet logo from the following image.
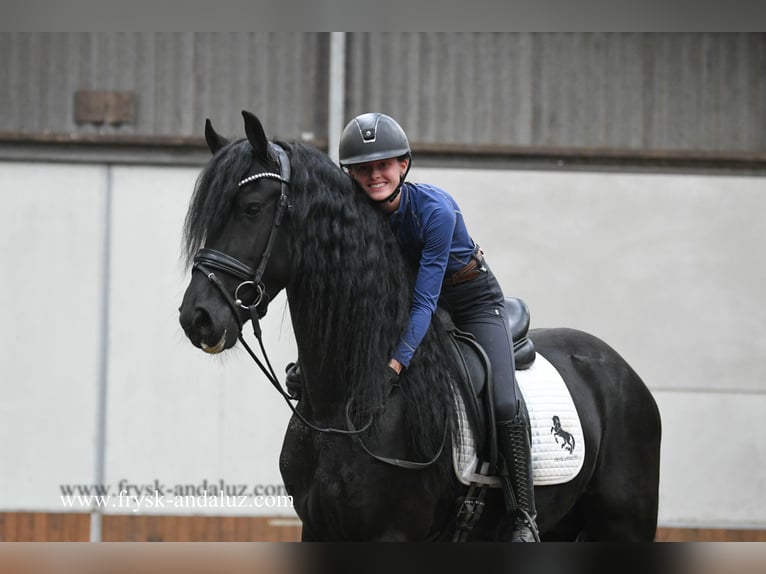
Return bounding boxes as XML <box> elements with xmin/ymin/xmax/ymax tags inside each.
<box><xmin>363</xmin><ymin>128</ymin><xmax>375</xmax><ymax>141</ymax></box>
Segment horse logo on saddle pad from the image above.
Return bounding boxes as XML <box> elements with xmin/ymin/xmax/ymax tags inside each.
<box><xmin>551</xmin><ymin>415</ymin><xmax>576</xmax><ymax>454</ymax></box>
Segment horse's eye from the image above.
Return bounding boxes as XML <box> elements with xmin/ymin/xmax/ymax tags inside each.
<box><xmin>245</xmin><ymin>204</ymin><xmax>261</xmax><ymax>217</ymax></box>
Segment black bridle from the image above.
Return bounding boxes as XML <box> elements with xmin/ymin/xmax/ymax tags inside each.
<box><xmin>190</xmin><ymin>142</ymin><xmax>446</xmax><ymax>466</ymax></box>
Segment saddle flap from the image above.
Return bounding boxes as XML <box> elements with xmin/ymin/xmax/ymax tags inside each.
<box><xmin>448</xmin><ymin>330</ymin><xmax>489</xmax><ymax>453</ymax></box>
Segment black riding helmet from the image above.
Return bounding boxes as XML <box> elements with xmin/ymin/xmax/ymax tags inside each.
<box><xmin>339</xmin><ymin>112</ymin><xmax>412</xmax><ymax>203</ymax></box>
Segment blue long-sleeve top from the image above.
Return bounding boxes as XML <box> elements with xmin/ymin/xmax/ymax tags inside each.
<box><xmin>388</xmin><ymin>182</ymin><xmax>476</xmax><ymax>367</ymax></box>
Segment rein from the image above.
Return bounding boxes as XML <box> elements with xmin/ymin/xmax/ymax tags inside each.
<box><xmin>191</xmin><ymin>142</ymin><xmax>447</xmax><ymax>468</ymax></box>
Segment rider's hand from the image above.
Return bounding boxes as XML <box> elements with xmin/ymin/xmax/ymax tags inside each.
<box><xmin>285</xmin><ymin>361</ymin><xmax>303</xmax><ymax>400</ymax></box>
<box><xmin>387</xmin><ymin>358</ymin><xmax>403</xmax><ymax>375</ymax></box>
<box><xmin>384</xmin><ymin>363</ymin><xmax>400</xmax><ymax>401</ymax></box>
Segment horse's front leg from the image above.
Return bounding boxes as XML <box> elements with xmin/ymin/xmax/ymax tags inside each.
<box><xmin>300</xmin><ymin>524</ymin><xmax>318</xmax><ymax>541</ymax></box>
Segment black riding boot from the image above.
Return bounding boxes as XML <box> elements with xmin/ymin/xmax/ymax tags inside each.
<box><xmin>497</xmin><ymin>413</ymin><xmax>540</xmax><ymax>542</ymax></box>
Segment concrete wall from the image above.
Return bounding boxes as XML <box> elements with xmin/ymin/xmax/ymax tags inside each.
<box><xmin>0</xmin><ymin>161</ymin><xmax>298</xmax><ymax>518</ymax></box>
<box><xmin>1</xmin><ymin>159</ymin><xmax>764</xmax><ymax>529</ymax></box>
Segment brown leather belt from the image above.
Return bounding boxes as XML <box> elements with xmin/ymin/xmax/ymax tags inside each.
<box><xmin>444</xmin><ymin>248</ymin><xmax>485</xmax><ymax>287</ymax></box>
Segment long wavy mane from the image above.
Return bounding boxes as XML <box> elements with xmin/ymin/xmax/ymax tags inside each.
<box><xmin>183</xmin><ymin>139</ymin><xmax>261</xmax><ymax>265</ymax></box>
<box><xmin>284</xmin><ymin>142</ymin><xmax>458</xmax><ymax>463</ymax></box>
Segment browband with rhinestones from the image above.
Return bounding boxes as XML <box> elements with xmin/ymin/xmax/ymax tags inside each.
<box><xmin>238</xmin><ymin>172</ymin><xmax>289</xmax><ymax>187</ymax></box>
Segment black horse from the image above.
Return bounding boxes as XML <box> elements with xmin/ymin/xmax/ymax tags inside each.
<box><xmin>179</xmin><ymin>111</ymin><xmax>661</xmax><ymax>541</ymax></box>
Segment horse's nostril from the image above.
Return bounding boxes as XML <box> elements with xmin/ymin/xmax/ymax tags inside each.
<box><xmin>192</xmin><ymin>308</ymin><xmax>212</xmax><ymax>333</ymax></box>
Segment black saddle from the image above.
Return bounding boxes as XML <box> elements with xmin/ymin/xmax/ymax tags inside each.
<box><xmin>443</xmin><ymin>297</ymin><xmax>536</xmax><ymax>462</ymax></box>
<box><xmin>505</xmin><ymin>297</ymin><xmax>536</xmax><ymax>370</ymax></box>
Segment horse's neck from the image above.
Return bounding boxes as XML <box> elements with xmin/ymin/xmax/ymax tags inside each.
<box><xmin>288</xmin><ymin>297</ymin><xmax>350</xmax><ymax>414</ymax></box>
<box><xmin>293</xmin><ymin>343</ymin><xmax>349</xmax><ymax>415</ymax></box>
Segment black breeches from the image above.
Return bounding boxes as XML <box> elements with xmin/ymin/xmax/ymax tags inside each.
<box><xmin>440</xmin><ymin>261</ymin><xmax>520</xmax><ymax>421</ymax></box>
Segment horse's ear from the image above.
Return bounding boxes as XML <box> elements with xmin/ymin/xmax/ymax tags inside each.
<box><xmin>242</xmin><ymin>110</ymin><xmax>269</xmax><ymax>161</ymax></box>
<box><xmin>204</xmin><ymin>119</ymin><xmax>229</xmax><ymax>155</ymax></box>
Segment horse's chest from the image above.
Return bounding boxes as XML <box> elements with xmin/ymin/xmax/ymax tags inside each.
<box><xmin>279</xmin><ymin>423</ymin><xmax>377</xmax><ymax>538</ymax></box>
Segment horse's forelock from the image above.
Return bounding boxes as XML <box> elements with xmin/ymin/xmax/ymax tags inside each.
<box><xmin>183</xmin><ymin>139</ymin><xmax>254</xmax><ymax>267</ymax></box>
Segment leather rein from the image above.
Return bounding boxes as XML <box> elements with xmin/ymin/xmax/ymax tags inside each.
<box><xmin>191</xmin><ymin>142</ymin><xmax>447</xmax><ymax>468</ymax></box>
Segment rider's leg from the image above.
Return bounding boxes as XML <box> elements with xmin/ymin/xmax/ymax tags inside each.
<box><xmin>442</xmin><ymin>263</ymin><xmax>539</xmax><ymax>542</ymax></box>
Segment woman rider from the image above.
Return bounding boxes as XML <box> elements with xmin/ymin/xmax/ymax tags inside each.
<box><xmin>337</xmin><ymin>112</ymin><xmax>539</xmax><ymax>542</ymax></box>
<box><xmin>287</xmin><ymin>112</ymin><xmax>539</xmax><ymax>541</ymax></box>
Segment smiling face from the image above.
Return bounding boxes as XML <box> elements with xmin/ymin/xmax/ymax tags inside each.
<box><xmin>347</xmin><ymin>156</ymin><xmax>409</xmax><ymax>212</ymax></box>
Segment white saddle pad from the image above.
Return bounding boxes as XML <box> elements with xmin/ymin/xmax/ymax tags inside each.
<box><xmin>453</xmin><ymin>353</ymin><xmax>585</xmax><ymax>487</ymax></box>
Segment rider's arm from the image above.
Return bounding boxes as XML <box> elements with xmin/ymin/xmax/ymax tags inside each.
<box><xmin>391</xmin><ymin>207</ymin><xmax>455</xmax><ymax>369</ymax></box>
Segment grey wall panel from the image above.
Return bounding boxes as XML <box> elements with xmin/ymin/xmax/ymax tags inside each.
<box><xmin>656</xmin><ymin>391</ymin><xmax>766</xmax><ymax>528</ymax></box>
<box><xmin>0</xmin><ymin>33</ymin><xmax>327</xmax><ymax>142</ymax></box>
<box><xmin>637</xmin><ymin>33</ymin><xmax>763</xmax><ymax>151</ymax></box>
<box><xmin>2</xmin><ymin>33</ymin><xmax>764</xmax><ymax>156</ymax></box>
<box><xmin>414</xmin><ymin>166</ymin><xmax>766</xmax><ymax>396</ymax></box>
<box><xmin>344</xmin><ymin>32</ymin><xmax>766</xmax><ymax>153</ymax></box>
<box><xmin>0</xmin><ymin>163</ymin><xmax>105</xmax><ymax>510</ymax></box>
<box><xmin>344</xmin><ymin>32</ymin><xmax>536</xmax><ymax>146</ymax></box>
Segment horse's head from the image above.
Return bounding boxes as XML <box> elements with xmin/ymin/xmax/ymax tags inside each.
<box><xmin>179</xmin><ymin>111</ymin><xmax>291</xmax><ymax>353</ymax></box>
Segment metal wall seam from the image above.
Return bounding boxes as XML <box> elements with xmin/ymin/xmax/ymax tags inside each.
<box><xmin>89</xmin><ymin>163</ymin><xmax>112</xmax><ymax>543</ymax></box>
<box><xmin>327</xmin><ymin>32</ymin><xmax>346</xmax><ymax>164</ymax></box>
